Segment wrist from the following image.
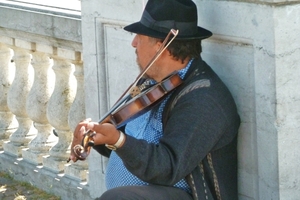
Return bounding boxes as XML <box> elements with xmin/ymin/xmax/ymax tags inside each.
<box><xmin>105</xmin><ymin>131</ymin><xmax>126</xmax><ymax>150</ymax></box>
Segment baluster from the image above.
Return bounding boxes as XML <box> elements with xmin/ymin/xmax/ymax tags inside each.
<box><xmin>0</xmin><ymin>44</ymin><xmax>17</xmax><ymax>149</ymax></box>
<box><xmin>4</xmin><ymin>49</ymin><xmax>35</xmax><ymax>157</ymax></box>
<box><xmin>64</xmin><ymin>62</ymin><xmax>89</xmax><ymax>181</ymax></box>
<box><xmin>43</xmin><ymin>58</ymin><xmax>76</xmax><ymax>173</ymax></box>
<box><xmin>22</xmin><ymin>52</ymin><xmax>56</xmax><ymax>164</ymax></box>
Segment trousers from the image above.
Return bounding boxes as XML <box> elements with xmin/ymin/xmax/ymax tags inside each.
<box><xmin>96</xmin><ymin>185</ymin><xmax>193</xmax><ymax>200</ymax></box>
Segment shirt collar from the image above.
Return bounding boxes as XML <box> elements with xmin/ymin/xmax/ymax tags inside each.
<box><xmin>177</xmin><ymin>58</ymin><xmax>194</xmax><ymax>79</ymax></box>
<box><xmin>149</xmin><ymin>59</ymin><xmax>194</xmax><ymax>85</ymax></box>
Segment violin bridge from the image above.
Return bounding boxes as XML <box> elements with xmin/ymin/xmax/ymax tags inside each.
<box><xmin>130</xmin><ymin>80</ymin><xmax>152</xmax><ymax>97</ymax></box>
<box><xmin>130</xmin><ymin>86</ymin><xmax>141</xmax><ymax>97</ymax></box>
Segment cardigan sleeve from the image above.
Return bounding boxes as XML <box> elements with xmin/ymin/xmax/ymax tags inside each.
<box><xmin>92</xmin><ymin>144</ymin><xmax>111</xmax><ymax>158</ymax></box>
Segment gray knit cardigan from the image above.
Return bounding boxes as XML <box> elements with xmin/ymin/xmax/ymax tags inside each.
<box><xmin>93</xmin><ymin>57</ymin><xmax>240</xmax><ymax>200</ymax></box>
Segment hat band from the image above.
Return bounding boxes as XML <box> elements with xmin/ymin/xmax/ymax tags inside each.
<box><xmin>140</xmin><ymin>10</ymin><xmax>198</xmax><ymax>36</ymax></box>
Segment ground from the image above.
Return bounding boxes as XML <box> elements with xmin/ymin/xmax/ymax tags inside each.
<box><xmin>0</xmin><ymin>171</ymin><xmax>60</xmax><ymax>200</ymax></box>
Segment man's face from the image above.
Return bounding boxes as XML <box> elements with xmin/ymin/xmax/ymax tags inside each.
<box><xmin>131</xmin><ymin>34</ymin><xmax>161</xmax><ymax>79</ymax></box>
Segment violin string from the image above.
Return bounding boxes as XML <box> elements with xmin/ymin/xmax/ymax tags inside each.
<box><xmin>134</xmin><ymin>29</ymin><xmax>179</xmax><ymax>84</ymax></box>
<box><xmin>109</xmin><ymin>29</ymin><xmax>179</xmax><ymax>111</ymax></box>
<box><xmin>97</xmin><ymin>94</ymin><xmax>131</xmax><ymax>124</ymax></box>
<box><xmin>98</xmin><ymin>30</ymin><xmax>179</xmax><ymax>124</ymax></box>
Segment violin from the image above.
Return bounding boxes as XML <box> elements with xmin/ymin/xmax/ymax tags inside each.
<box><xmin>69</xmin><ymin>29</ymin><xmax>180</xmax><ymax>162</ymax></box>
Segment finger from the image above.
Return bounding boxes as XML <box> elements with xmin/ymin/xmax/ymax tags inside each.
<box><xmin>92</xmin><ymin>132</ymin><xmax>107</xmax><ymax>145</ymax></box>
<box><xmin>79</xmin><ymin>125</ymin><xmax>86</xmax><ymax>135</ymax></box>
<box><xmin>90</xmin><ymin>123</ymin><xmax>119</xmax><ymax>145</ymax></box>
<box><xmin>87</xmin><ymin>122</ymin><xmax>112</xmax><ymax>133</ymax></box>
<box><xmin>86</xmin><ymin>122</ymin><xmax>108</xmax><ymax>136</ymax></box>
<box><xmin>76</xmin><ymin>118</ymin><xmax>91</xmax><ymax>129</ymax></box>
<box><xmin>81</xmin><ymin>118</ymin><xmax>91</xmax><ymax>122</ymax></box>
<box><xmin>87</xmin><ymin>122</ymin><xmax>95</xmax><ymax>130</ymax></box>
<box><xmin>68</xmin><ymin>154</ymin><xmax>78</xmax><ymax>162</ymax></box>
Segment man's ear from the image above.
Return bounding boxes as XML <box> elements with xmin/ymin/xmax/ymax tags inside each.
<box><xmin>155</xmin><ymin>41</ymin><xmax>163</xmax><ymax>52</ymax></box>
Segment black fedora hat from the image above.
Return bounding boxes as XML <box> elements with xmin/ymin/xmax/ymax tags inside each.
<box><xmin>124</xmin><ymin>0</ymin><xmax>212</xmax><ymax>40</ymax></box>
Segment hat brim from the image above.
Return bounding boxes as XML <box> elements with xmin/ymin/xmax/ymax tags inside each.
<box><xmin>124</xmin><ymin>22</ymin><xmax>212</xmax><ymax>40</ymax></box>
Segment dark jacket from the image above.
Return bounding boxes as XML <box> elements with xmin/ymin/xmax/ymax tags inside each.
<box><xmin>93</xmin><ymin>57</ymin><xmax>240</xmax><ymax>200</ymax></box>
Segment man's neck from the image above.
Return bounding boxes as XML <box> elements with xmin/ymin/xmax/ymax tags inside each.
<box><xmin>155</xmin><ymin>57</ymin><xmax>190</xmax><ymax>82</ymax></box>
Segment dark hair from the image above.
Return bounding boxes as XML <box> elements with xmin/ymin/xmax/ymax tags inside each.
<box><xmin>150</xmin><ymin>37</ymin><xmax>202</xmax><ymax>63</ymax></box>
<box><xmin>167</xmin><ymin>39</ymin><xmax>202</xmax><ymax>63</ymax></box>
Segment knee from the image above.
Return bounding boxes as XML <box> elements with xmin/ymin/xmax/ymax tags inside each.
<box><xmin>97</xmin><ymin>190</ymin><xmax>115</xmax><ymax>200</ymax></box>
<box><xmin>96</xmin><ymin>188</ymin><xmax>125</xmax><ymax>200</ymax></box>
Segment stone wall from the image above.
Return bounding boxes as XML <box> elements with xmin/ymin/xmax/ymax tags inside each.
<box><xmin>81</xmin><ymin>0</ymin><xmax>300</xmax><ymax>199</ymax></box>
<box><xmin>197</xmin><ymin>1</ymin><xmax>300</xmax><ymax>199</ymax></box>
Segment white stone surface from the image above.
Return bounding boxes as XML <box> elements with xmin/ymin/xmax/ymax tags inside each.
<box><xmin>198</xmin><ymin>1</ymin><xmax>300</xmax><ymax>199</ymax></box>
<box><xmin>0</xmin><ymin>1</ymin><xmax>81</xmax><ymax>43</ymax></box>
<box><xmin>21</xmin><ymin>52</ymin><xmax>56</xmax><ymax>164</ymax></box>
<box><xmin>81</xmin><ymin>1</ymin><xmax>143</xmax><ymax>197</ymax></box>
<box><xmin>81</xmin><ymin>0</ymin><xmax>300</xmax><ymax>199</ymax></box>
<box><xmin>0</xmin><ymin>44</ymin><xmax>17</xmax><ymax>147</ymax></box>
<box><xmin>43</xmin><ymin>58</ymin><xmax>76</xmax><ymax>172</ymax></box>
<box><xmin>4</xmin><ymin>49</ymin><xmax>36</xmax><ymax>156</ymax></box>
<box><xmin>64</xmin><ymin>62</ymin><xmax>89</xmax><ymax>181</ymax></box>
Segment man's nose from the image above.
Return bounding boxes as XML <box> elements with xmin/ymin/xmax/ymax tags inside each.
<box><xmin>131</xmin><ymin>35</ymin><xmax>138</xmax><ymax>47</ymax></box>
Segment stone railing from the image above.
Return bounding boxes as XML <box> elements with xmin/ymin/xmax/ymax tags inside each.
<box><xmin>0</xmin><ymin>2</ymin><xmax>95</xmax><ymax>199</ymax></box>
<box><xmin>0</xmin><ymin>40</ymin><xmax>88</xmax><ymax>174</ymax></box>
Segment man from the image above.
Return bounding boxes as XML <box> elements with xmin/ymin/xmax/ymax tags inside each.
<box><xmin>69</xmin><ymin>0</ymin><xmax>240</xmax><ymax>199</ymax></box>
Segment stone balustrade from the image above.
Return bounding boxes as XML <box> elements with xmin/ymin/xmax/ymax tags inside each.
<box><xmin>0</xmin><ymin>33</ymin><xmax>89</xmax><ymax>185</ymax></box>
<box><xmin>0</xmin><ymin>2</ymin><xmax>96</xmax><ymax>199</ymax></box>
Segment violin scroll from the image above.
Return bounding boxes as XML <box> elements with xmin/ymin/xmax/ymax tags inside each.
<box><xmin>68</xmin><ymin>130</ymin><xmax>96</xmax><ymax>162</ymax></box>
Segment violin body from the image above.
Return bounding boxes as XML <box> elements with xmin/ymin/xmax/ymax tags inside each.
<box><xmin>111</xmin><ymin>71</ymin><xmax>182</xmax><ymax>128</ymax></box>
